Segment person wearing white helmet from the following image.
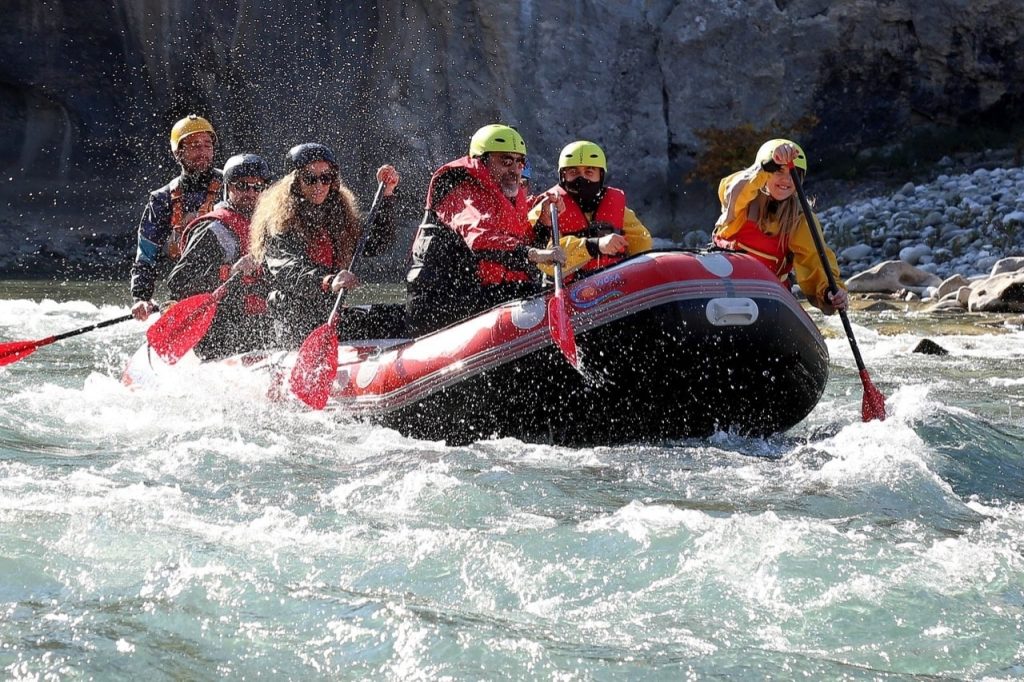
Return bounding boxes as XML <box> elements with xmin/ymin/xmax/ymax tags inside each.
<box><xmin>130</xmin><ymin>114</ymin><xmax>223</xmax><ymax>321</ymax></box>
<box><xmin>713</xmin><ymin>138</ymin><xmax>848</xmax><ymax>314</ymax></box>
<box><xmin>406</xmin><ymin>123</ymin><xmax>565</xmax><ymax>334</ymax></box>
<box><xmin>166</xmin><ymin>154</ymin><xmax>274</xmax><ymax>359</ymax></box>
<box><xmin>528</xmin><ymin>140</ymin><xmax>652</xmax><ymax>282</ymax></box>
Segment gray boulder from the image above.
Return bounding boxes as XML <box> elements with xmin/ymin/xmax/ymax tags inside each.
<box><xmin>968</xmin><ymin>272</ymin><xmax>1024</xmax><ymax>312</ymax></box>
<box><xmin>990</xmin><ymin>257</ymin><xmax>1024</xmax><ymax>276</ymax></box>
<box><xmin>847</xmin><ymin>260</ymin><xmax>943</xmax><ymax>294</ymax></box>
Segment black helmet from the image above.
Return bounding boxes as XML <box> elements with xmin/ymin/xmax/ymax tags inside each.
<box><xmin>223</xmin><ymin>153</ymin><xmax>272</xmax><ymax>184</ymax></box>
<box><xmin>285</xmin><ymin>143</ymin><xmax>338</xmax><ymax>173</ymax></box>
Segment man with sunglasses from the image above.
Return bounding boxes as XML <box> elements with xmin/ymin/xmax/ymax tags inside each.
<box><xmin>407</xmin><ymin>123</ymin><xmax>565</xmax><ymax>334</ymax></box>
<box><xmin>130</xmin><ymin>114</ymin><xmax>224</xmax><ymax>321</ymax></box>
<box><xmin>166</xmin><ymin>154</ymin><xmax>274</xmax><ymax>359</ymax></box>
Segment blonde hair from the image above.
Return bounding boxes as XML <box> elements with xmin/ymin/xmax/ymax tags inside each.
<box><xmin>249</xmin><ymin>171</ymin><xmax>363</xmax><ymax>266</ymax></box>
<box><xmin>752</xmin><ymin>186</ymin><xmax>813</xmax><ymax>237</ymax></box>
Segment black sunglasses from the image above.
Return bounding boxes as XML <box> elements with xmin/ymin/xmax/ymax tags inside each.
<box><xmin>230</xmin><ymin>181</ymin><xmax>267</xmax><ymax>192</ymax></box>
<box><xmin>300</xmin><ymin>171</ymin><xmax>337</xmax><ymax>186</ymax></box>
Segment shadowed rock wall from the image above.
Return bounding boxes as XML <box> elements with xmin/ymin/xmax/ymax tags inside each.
<box><xmin>2</xmin><ymin>0</ymin><xmax>1023</xmax><ymax>278</ymax></box>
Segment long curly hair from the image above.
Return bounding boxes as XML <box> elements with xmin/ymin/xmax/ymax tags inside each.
<box><xmin>249</xmin><ymin>171</ymin><xmax>363</xmax><ymax>266</ymax></box>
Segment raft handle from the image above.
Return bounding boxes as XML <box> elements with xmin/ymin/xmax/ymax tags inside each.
<box><xmin>706</xmin><ymin>298</ymin><xmax>759</xmax><ymax>326</ymax></box>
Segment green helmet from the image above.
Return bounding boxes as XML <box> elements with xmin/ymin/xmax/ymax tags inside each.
<box><xmin>756</xmin><ymin>139</ymin><xmax>808</xmax><ymax>173</ymax></box>
<box><xmin>469</xmin><ymin>124</ymin><xmax>526</xmax><ymax>158</ymax></box>
<box><xmin>558</xmin><ymin>141</ymin><xmax>607</xmax><ymax>172</ymax></box>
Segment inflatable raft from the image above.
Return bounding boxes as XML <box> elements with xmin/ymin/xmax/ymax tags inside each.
<box><xmin>125</xmin><ymin>250</ymin><xmax>829</xmax><ymax>445</ymax></box>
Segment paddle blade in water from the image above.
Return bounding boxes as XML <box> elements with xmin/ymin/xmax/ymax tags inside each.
<box><xmin>860</xmin><ymin>369</ymin><xmax>887</xmax><ymax>422</ymax></box>
<box><xmin>146</xmin><ymin>294</ymin><xmax>219</xmax><ymax>364</ymax></box>
<box><xmin>0</xmin><ymin>339</ymin><xmax>47</xmax><ymax>366</ymax></box>
<box><xmin>547</xmin><ymin>292</ymin><xmax>579</xmax><ymax>369</ymax></box>
<box><xmin>289</xmin><ymin>323</ymin><xmax>339</xmax><ymax>410</ymax></box>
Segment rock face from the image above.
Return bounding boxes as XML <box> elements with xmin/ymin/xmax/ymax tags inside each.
<box><xmin>2</xmin><ymin>0</ymin><xmax>1024</xmax><ymax>279</ymax></box>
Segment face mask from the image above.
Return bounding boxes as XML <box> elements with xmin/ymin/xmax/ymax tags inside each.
<box><xmin>562</xmin><ymin>176</ymin><xmax>604</xmax><ymax>212</ymax></box>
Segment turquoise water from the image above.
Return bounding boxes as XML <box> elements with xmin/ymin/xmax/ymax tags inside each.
<box><xmin>1</xmin><ymin>282</ymin><xmax>1023</xmax><ymax>680</ymax></box>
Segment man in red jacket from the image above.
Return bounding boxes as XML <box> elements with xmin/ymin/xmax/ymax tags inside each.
<box><xmin>407</xmin><ymin>124</ymin><xmax>564</xmax><ymax>334</ymax></box>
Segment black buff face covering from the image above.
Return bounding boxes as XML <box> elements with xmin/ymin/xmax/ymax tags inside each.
<box><xmin>562</xmin><ymin>176</ymin><xmax>604</xmax><ymax>213</ymax></box>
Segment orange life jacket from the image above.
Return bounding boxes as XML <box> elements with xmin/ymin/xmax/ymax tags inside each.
<box><xmin>167</xmin><ymin>176</ymin><xmax>222</xmax><ymax>260</ymax></box>
<box><xmin>713</xmin><ymin>219</ymin><xmax>794</xmax><ymax>279</ymax></box>
<box><xmin>548</xmin><ymin>185</ymin><xmax>627</xmax><ymax>278</ymax></box>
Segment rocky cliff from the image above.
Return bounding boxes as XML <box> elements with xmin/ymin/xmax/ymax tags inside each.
<box><xmin>2</xmin><ymin>0</ymin><xmax>1023</xmax><ymax>279</ymax></box>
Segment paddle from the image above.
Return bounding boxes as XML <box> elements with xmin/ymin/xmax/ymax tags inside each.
<box><xmin>0</xmin><ymin>313</ymin><xmax>134</xmax><ymax>367</ymax></box>
<box><xmin>789</xmin><ymin>162</ymin><xmax>886</xmax><ymax>422</ymax></box>
<box><xmin>547</xmin><ymin>203</ymin><xmax>580</xmax><ymax>368</ymax></box>
<box><xmin>290</xmin><ymin>181</ymin><xmax>386</xmax><ymax>409</ymax></box>
<box><xmin>146</xmin><ymin>273</ymin><xmax>240</xmax><ymax>364</ymax></box>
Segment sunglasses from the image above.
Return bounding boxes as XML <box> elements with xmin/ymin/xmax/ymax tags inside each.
<box><xmin>230</xmin><ymin>181</ymin><xmax>267</xmax><ymax>192</ymax></box>
<box><xmin>300</xmin><ymin>171</ymin><xmax>337</xmax><ymax>186</ymax></box>
<box><xmin>492</xmin><ymin>154</ymin><xmax>527</xmax><ymax>168</ymax></box>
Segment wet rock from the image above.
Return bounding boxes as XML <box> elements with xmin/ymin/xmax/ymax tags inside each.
<box><xmin>968</xmin><ymin>272</ymin><xmax>1024</xmax><ymax>312</ymax></box>
<box><xmin>912</xmin><ymin>339</ymin><xmax>949</xmax><ymax>355</ymax></box>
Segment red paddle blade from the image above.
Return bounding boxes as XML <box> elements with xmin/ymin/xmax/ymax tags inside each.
<box><xmin>547</xmin><ymin>291</ymin><xmax>579</xmax><ymax>369</ymax></box>
<box><xmin>860</xmin><ymin>369</ymin><xmax>887</xmax><ymax>422</ymax></box>
<box><xmin>0</xmin><ymin>339</ymin><xmax>47</xmax><ymax>367</ymax></box>
<box><xmin>146</xmin><ymin>293</ymin><xmax>219</xmax><ymax>364</ymax></box>
<box><xmin>289</xmin><ymin>323</ymin><xmax>339</xmax><ymax>410</ymax></box>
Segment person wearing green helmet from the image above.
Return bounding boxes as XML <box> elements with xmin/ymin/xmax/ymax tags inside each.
<box><xmin>528</xmin><ymin>140</ymin><xmax>653</xmax><ymax>282</ymax></box>
<box><xmin>713</xmin><ymin>138</ymin><xmax>848</xmax><ymax>314</ymax></box>
<box><xmin>406</xmin><ymin>123</ymin><xmax>565</xmax><ymax>334</ymax></box>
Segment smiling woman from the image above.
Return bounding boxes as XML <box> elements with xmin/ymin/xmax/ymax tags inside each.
<box><xmin>248</xmin><ymin>143</ymin><xmax>403</xmax><ymax>348</ymax></box>
<box><xmin>713</xmin><ymin>138</ymin><xmax>848</xmax><ymax>315</ymax></box>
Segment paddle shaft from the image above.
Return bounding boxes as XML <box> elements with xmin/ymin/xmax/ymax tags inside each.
<box><xmin>550</xmin><ymin>204</ymin><xmax>565</xmax><ymax>296</ymax></box>
<box><xmin>789</xmin><ymin>168</ymin><xmax>870</xmax><ymax>374</ymax></box>
<box><xmin>327</xmin><ymin>181</ymin><xmax>386</xmax><ymax>326</ymax></box>
<box><xmin>47</xmin><ymin>314</ymin><xmax>134</xmax><ymax>344</ymax></box>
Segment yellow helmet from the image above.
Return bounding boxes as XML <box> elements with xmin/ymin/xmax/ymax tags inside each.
<box><xmin>558</xmin><ymin>140</ymin><xmax>607</xmax><ymax>172</ymax></box>
<box><xmin>755</xmin><ymin>138</ymin><xmax>807</xmax><ymax>173</ymax></box>
<box><xmin>170</xmin><ymin>114</ymin><xmax>217</xmax><ymax>152</ymax></box>
<box><xmin>469</xmin><ymin>124</ymin><xmax>526</xmax><ymax>158</ymax></box>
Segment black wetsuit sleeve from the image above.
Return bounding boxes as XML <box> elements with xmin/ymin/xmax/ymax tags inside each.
<box><xmin>264</xmin><ymin>232</ymin><xmax>334</xmax><ymax>302</ymax></box>
<box><xmin>167</xmin><ymin>223</ymin><xmax>226</xmax><ymax>300</ymax></box>
<box><xmin>362</xmin><ymin>193</ymin><xmax>399</xmax><ymax>258</ymax></box>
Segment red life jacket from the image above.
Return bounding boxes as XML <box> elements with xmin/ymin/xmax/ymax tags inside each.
<box><xmin>713</xmin><ymin>220</ymin><xmax>794</xmax><ymax>278</ymax></box>
<box><xmin>180</xmin><ymin>205</ymin><xmax>268</xmax><ymax>315</ymax></box>
<box><xmin>548</xmin><ymin>185</ymin><xmax>627</xmax><ymax>278</ymax></box>
<box><xmin>426</xmin><ymin>156</ymin><xmax>536</xmax><ymax>286</ymax></box>
<box><xmin>167</xmin><ymin>175</ymin><xmax>222</xmax><ymax>260</ymax></box>
<box><xmin>308</xmin><ymin>228</ymin><xmax>335</xmax><ymax>268</ymax></box>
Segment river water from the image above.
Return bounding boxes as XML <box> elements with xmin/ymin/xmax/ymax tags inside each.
<box><xmin>1</xmin><ymin>280</ymin><xmax>1023</xmax><ymax>680</ymax></box>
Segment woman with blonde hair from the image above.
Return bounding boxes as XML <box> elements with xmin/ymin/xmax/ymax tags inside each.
<box><xmin>250</xmin><ymin>143</ymin><xmax>401</xmax><ymax>346</ymax></box>
<box><xmin>713</xmin><ymin>139</ymin><xmax>848</xmax><ymax>314</ymax></box>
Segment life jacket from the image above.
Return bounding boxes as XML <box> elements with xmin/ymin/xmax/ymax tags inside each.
<box><xmin>167</xmin><ymin>175</ymin><xmax>222</xmax><ymax>260</ymax></box>
<box><xmin>425</xmin><ymin>156</ymin><xmax>535</xmax><ymax>286</ymax></box>
<box><xmin>180</xmin><ymin>205</ymin><xmax>268</xmax><ymax>315</ymax></box>
<box><xmin>549</xmin><ymin>184</ymin><xmax>627</xmax><ymax>278</ymax></box>
<box><xmin>712</xmin><ymin>198</ymin><xmax>794</xmax><ymax>278</ymax></box>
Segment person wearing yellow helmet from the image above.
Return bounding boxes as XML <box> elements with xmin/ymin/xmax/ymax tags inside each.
<box><xmin>528</xmin><ymin>140</ymin><xmax>653</xmax><ymax>281</ymax></box>
<box><xmin>406</xmin><ymin>123</ymin><xmax>566</xmax><ymax>334</ymax></box>
<box><xmin>712</xmin><ymin>138</ymin><xmax>848</xmax><ymax>314</ymax></box>
<box><xmin>130</xmin><ymin>114</ymin><xmax>224</xmax><ymax>321</ymax></box>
